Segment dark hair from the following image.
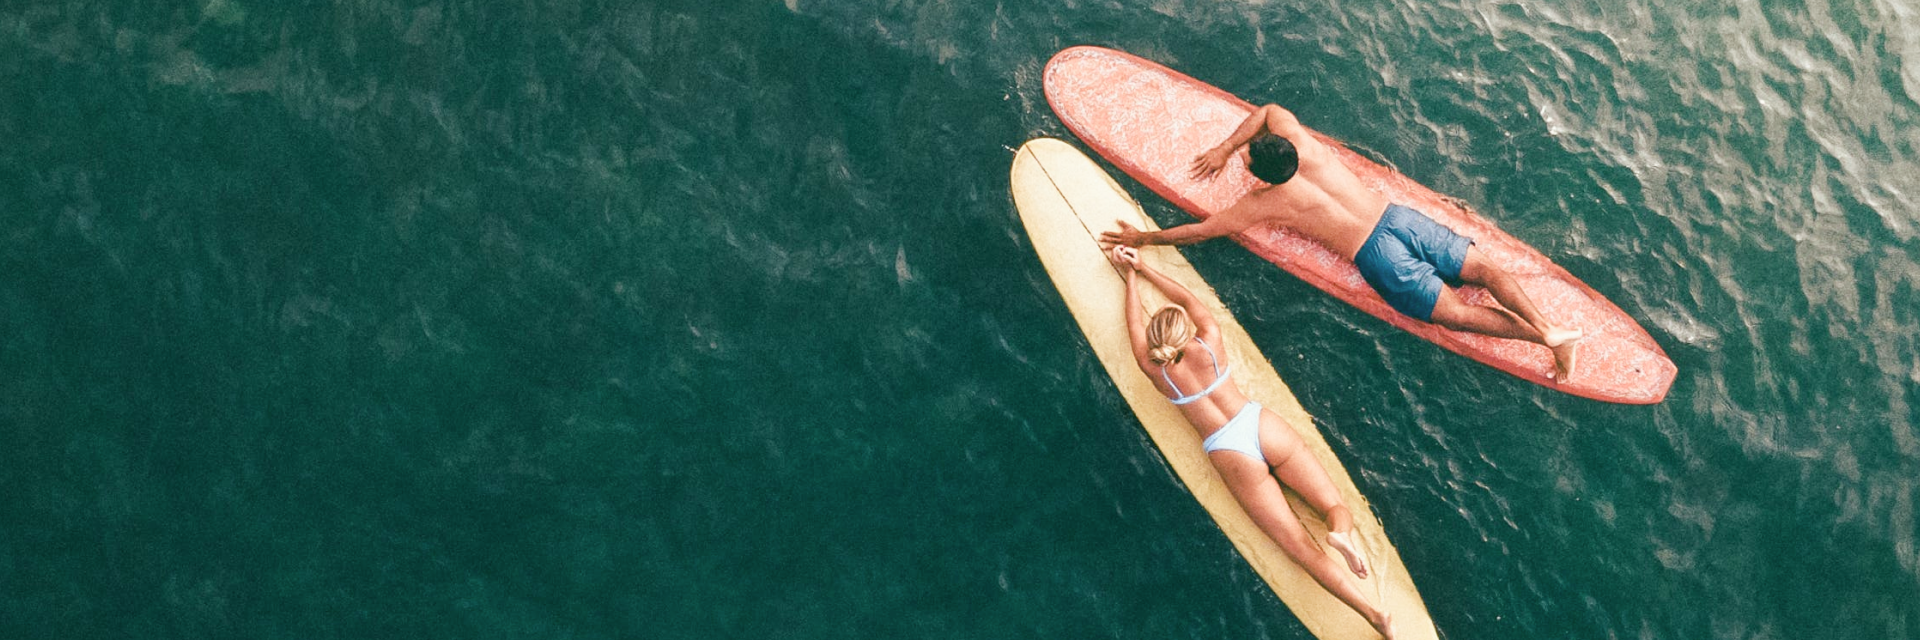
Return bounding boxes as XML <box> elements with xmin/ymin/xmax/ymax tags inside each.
<box><xmin>1247</xmin><ymin>134</ymin><xmax>1299</xmax><ymax>184</ymax></box>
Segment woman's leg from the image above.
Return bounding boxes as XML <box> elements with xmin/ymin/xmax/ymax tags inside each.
<box><xmin>1210</xmin><ymin>448</ymin><xmax>1393</xmax><ymax>638</ymax></box>
<box><xmin>1256</xmin><ymin>410</ymin><xmax>1366</xmax><ymax>577</ymax></box>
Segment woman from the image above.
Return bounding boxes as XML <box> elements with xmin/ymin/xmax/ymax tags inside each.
<box><xmin>1111</xmin><ymin>245</ymin><xmax>1395</xmax><ymax>639</ymax></box>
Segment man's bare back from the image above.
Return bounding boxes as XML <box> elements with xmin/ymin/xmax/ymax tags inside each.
<box><xmin>1220</xmin><ymin>181</ymin><xmax>1379</xmax><ymax>259</ymax></box>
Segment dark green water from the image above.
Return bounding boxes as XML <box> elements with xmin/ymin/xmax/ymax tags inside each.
<box><xmin>4</xmin><ymin>1</ymin><xmax>1917</xmax><ymax>638</ymax></box>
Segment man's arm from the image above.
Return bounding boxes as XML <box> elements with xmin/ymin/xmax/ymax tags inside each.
<box><xmin>1191</xmin><ymin>104</ymin><xmax>1312</xmax><ymax>179</ymax></box>
<box><xmin>1100</xmin><ymin>212</ymin><xmax>1248</xmax><ymax>248</ymax></box>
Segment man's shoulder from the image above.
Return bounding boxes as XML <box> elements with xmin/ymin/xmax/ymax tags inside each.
<box><xmin>1232</xmin><ymin>186</ymin><xmax>1297</xmax><ymax>214</ymax></box>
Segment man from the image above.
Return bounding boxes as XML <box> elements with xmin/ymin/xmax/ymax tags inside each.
<box><xmin>1100</xmin><ymin>103</ymin><xmax>1583</xmax><ymax>382</ymax></box>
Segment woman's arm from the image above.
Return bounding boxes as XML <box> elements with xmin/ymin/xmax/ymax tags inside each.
<box><xmin>1117</xmin><ymin>250</ymin><xmax>1154</xmax><ymax>366</ymax></box>
<box><xmin>1134</xmin><ymin>260</ymin><xmax>1221</xmax><ymax>340</ymax></box>
<box><xmin>1123</xmin><ymin>269</ymin><xmax>1152</xmax><ymax>364</ymax></box>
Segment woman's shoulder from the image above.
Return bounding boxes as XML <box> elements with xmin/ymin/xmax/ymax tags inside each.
<box><xmin>1194</xmin><ymin>324</ymin><xmax>1227</xmax><ymax>349</ymax></box>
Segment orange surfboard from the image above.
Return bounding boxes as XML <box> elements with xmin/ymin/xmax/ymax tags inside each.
<box><xmin>1044</xmin><ymin>46</ymin><xmax>1675</xmax><ymax>404</ymax></box>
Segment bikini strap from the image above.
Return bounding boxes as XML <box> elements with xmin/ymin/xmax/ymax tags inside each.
<box><xmin>1192</xmin><ymin>337</ymin><xmax>1221</xmax><ymax>378</ymax></box>
<box><xmin>1159</xmin><ymin>366</ymin><xmax>1185</xmax><ymax>398</ymax></box>
<box><xmin>1159</xmin><ymin>337</ymin><xmax>1228</xmax><ymax>405</ymax></box>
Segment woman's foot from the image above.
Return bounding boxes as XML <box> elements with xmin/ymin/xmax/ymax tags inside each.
<box><xmin>1370</xmin><ymin>609</ymin><xmax>1396</xmax><ymax>640</ymax></box>
<box><xmin>1326</xmin><ymin>530</ymin><xmax>1369</xmax><ymax>579</ymax></box>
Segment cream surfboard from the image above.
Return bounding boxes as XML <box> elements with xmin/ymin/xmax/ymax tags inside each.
<box><xmin>1012</xmin><ymin>137</ymin><xmax>1438</xmax><ymax>640</ymax></box>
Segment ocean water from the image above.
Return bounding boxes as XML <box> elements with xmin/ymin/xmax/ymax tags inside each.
<box><xmin>2</xmin><ymin>0</ymin><xmax>1917</xmax><ymax>638</ymax></box>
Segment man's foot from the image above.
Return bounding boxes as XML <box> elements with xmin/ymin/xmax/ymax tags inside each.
<box><xmin>1326</xmin><ymin>530</ymin><xmax>1369</xmax><ymax>579</ymax></box>
<box><xmin>1544</xmin><ymin>328</ymin><xmax>1583</xmax><ymax>383</ymax></box>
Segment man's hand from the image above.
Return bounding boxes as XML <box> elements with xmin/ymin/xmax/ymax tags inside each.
<box><xmin>1099</xmin><ymin>220</ymin><xmax>1148</xmax><ymax>248</ymax></box>
<box><xmin>1189</xmin><ymin>145</ymin><xmax>1233</xmax><ymax>180</ymax></box>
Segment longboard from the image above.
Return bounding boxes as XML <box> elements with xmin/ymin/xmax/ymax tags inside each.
<box><xmin>1043</xmin><ymin>45</ymin><xmax>1676</xmax><ymax>404</ymax></box>
<box><xmin>1012</xmin><ymin>137</ymin><xmax>1437</xmax><ymax>640</ymax></box>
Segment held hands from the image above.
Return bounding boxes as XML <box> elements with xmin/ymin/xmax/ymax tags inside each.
<box><xmin>1189</xmin><ymin>145</ymin><xmax>1233</xmax><ymax>180</ymax></box>
<box><xmin>1099</xmin><ymin>219</ymin><xmax>1147</xmax><ymax>248</ymax></box>
<box><xmin>1108</xmin><ymin>245</ymin><xmax>1140</xmax><ymax>270</ymax></box>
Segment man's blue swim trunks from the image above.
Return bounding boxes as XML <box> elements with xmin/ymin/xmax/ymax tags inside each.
<box><xmin>1353</xmin><ymin>204</ymin><xmax>1475</xmax><ymax>322</ymax></box>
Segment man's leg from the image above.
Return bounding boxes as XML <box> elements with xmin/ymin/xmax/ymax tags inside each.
<box><xmin>1427</xmin><ymin>287</ymin><xmax>1543</xmax><ymax>342</ymax></box>
<box><xmin>1453</xmin><ymin>248</ymin><xmax>1561</xmax><ymax>337</ymax></box>
<box><xmin>1436</xmin><ymin>249</ymin><xmax>1584</xmax><ymax>381</ymax></box>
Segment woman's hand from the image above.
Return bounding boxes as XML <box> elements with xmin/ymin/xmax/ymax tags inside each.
<box><xmin>1189</xmin><ymin>145</ymin><xmax>1233</xmax><ymax>180</ymax></box>
<box><xmin>1109</xmin><ymin>245</ymin><xmax>1140</xmax><ymax>270</ymax></box>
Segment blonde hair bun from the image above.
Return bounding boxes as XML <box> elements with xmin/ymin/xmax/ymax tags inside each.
<box><xmin>1146</xmin><ymin>305</ymin><xmax>1193</xmax><ymax>366</ymax></box>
